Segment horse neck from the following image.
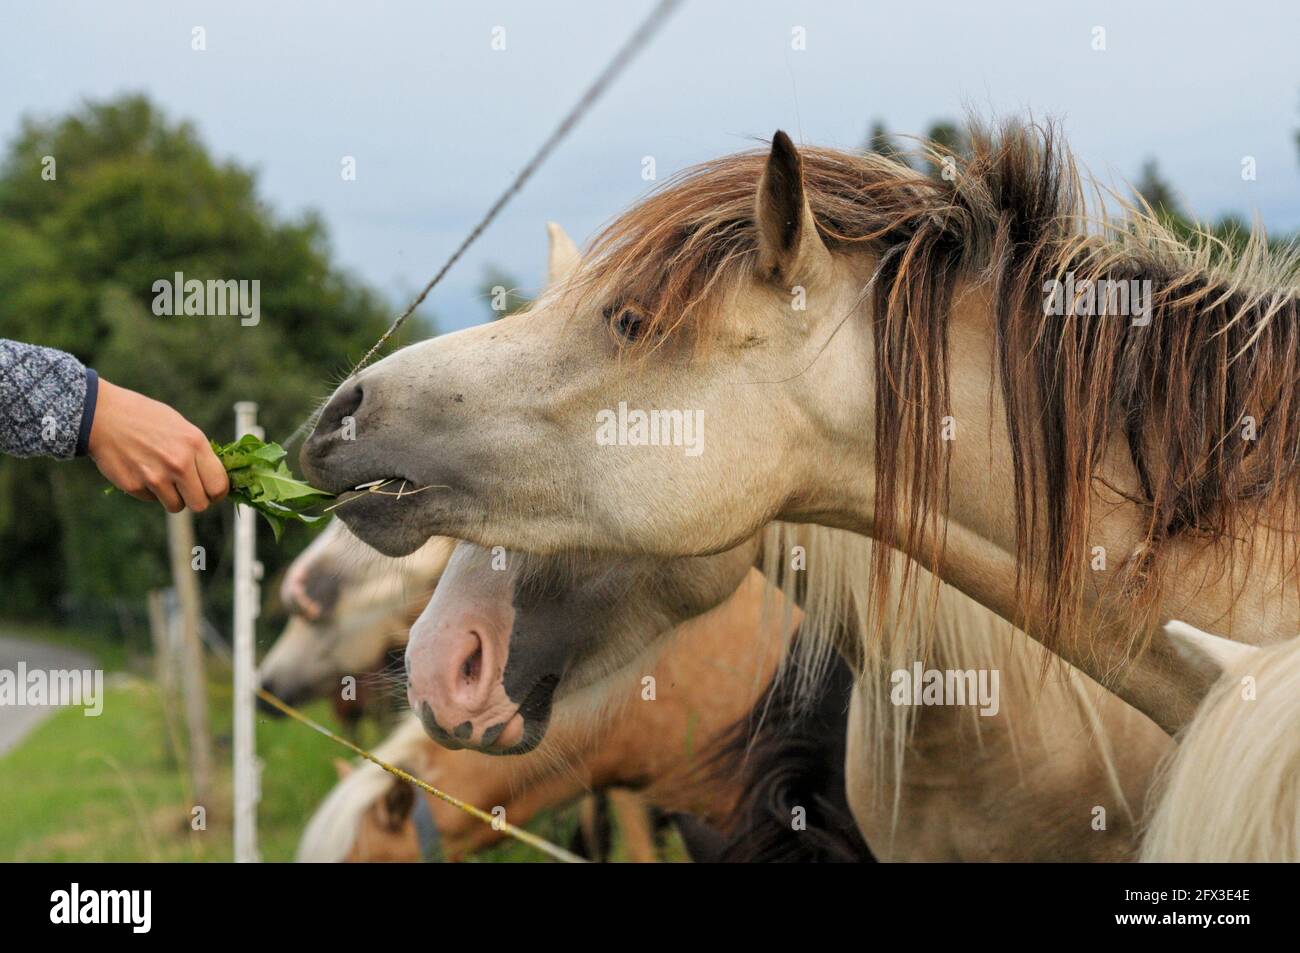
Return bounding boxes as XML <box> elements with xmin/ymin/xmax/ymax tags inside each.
<box><xmin>868</xmin><ymin>280</ymin><xmax>1300</xmax><ymax>735</ymax></box>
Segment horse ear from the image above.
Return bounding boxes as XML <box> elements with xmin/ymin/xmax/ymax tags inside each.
<box><xmin>1163</xmin><ymin>620</ymin><xmax>1258</xmax><ymax>693</ymax></box>
<box><xmin>754</xmin><ymin>131</ymin><xmax>830</xmax><ymax>286</ymax></box>
<box><xmin>301</xmin><ymin>566</ymin><xmax>341</xmax><ymax>621</ymax></box>
<box><xmin>546</xmin><ymin>222</ymin><xmax>581</xmax><ymax>288</ymax></box>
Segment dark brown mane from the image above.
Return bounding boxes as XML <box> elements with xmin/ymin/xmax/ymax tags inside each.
<box><xmin>579</xmin><ymin>118</ymin><xmax>1300</xmax><ymax>649</ymax></box>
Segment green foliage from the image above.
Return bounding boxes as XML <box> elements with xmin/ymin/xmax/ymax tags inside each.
<box><xmin>1134</xmin><ymin>157</ymin><xmax>1185</xmax><ymax>222</ymax></box>
<box><xmin>0</xmin><ymin>659</ymin><xmax>625</xmax><ymax>862</ymax></box>
<box><xmin>863</xmin><ymin>118</ymin><xmax>970</xmax><ymax>178</ymax></box>
<box><xmin>921</xmin><ymin>120</ymin><xmax>970</xmax><ymax>178</ymax></box>
<box><xmin>211</xmin><ymin>435</ymin><xmax>333</xmax><ymax>541</ymax></box>
<box><xmin>863</xmin><ymin>119</ymin><xmax>904</xmax><ymax>163</ymax></box>
<box><xmin>0</xmin><ymin>93</ymin><xmax>432</xmax><ymax>628</ymax></box>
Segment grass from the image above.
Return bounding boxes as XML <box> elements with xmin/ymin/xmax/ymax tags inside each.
<box><xmin>0</xmin><ymin>624</ymin><xmax>671</xmax><ymax>862</ymax></box>
<box><xmin>0</xmin><ymin>671</ymin><xmax>344</xmax><ymax>861</ymax></box>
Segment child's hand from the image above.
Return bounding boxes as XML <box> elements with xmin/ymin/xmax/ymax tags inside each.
<box><xmin>88</xmin><ymin>379</ymin><xmax>229</xmax><ymax>512</ymax></box>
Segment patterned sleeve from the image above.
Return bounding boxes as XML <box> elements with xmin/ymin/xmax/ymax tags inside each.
<box><xmin>0</xmin><ymin>339</ymin><xmax>98</xmax><ymax>460</ymax></box>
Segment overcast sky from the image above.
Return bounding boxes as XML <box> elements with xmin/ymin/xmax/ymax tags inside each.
<box><xmin>4</xmin><ymin>1</ymin><xmax>1299</xmax><ymax>332</ymax></box>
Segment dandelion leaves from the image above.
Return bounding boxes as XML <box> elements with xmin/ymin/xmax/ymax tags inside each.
<box><xmin>213</xmin><ymin>434</ymin><xmax>335</xmax><ymax>541</ymax></box>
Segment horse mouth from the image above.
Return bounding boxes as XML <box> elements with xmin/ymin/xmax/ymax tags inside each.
<box><xmin>326</xmin><ymin>477</ymin><xmax>441</xmax><ymax>529</ymax></box>
<box><xmin>329</xmin><ymin>482</ymin><xmax>439</xmax><ymax>556</ymax></box>
<box><xmin>414</xmin><ymin>675</ymin><xmax>559</xmax><ymax>756</ymax></box>
<box><xmin>489</xmin><ymin>674</ymin><xmax>561</xmax><ymax>756</ymax></box>
<box><xmin>330</xmin><ymin>477</ymin><xmax>412</xmax><ymax>507</ymax></box>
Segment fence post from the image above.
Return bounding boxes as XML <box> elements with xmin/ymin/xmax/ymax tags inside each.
<box><xmin>146</xmin><ymin>588</ymin><xmax>181</xmax><ymax>764</ymax></box>
<box><xmin>166</xmin><ymin>510</ymin><xmax>214</xmax><ymax>807</ymax></box>
<box><xmin>233</xmin><ymin>401</ymin><xmax>262</xmax><ymax>862</ymax></box>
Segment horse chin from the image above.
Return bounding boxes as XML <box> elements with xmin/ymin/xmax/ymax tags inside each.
<box><xmin>332</xmin><ymin>491</ymin><xmax>437</xmax><ymax>557</ymax></box>
<box><xmin>481</xmin><ymin>713</ymin><xmax>550</xmax><ymax>756</ymax></box>
<box><xmin>469</xmin><ymin>673</ymin><xmax>562</xmax><ymax>755</ymax></box>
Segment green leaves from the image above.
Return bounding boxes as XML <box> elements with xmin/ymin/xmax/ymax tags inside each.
<box><xmin>211</xmin><ymin>434</ymin><xmax>334</xmax><ymax>541</ymax></box>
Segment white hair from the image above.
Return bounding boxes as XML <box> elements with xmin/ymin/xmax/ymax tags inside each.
<box><xmin>1142</xmin><ymin>633</ymin><xmax>1300</xmax><ymax>861</ymax></box>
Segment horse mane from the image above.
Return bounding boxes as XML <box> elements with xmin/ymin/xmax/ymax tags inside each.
<box><xmin>1141</xmin><ymin>634</ymin><xmax>1300</xmax><ymax>861</ymax></box>
<box><xmin>577</xmin><ymin>117</ymin><xmax>1300</xmax><ymax>651</ymax></box>
<box><xmin>758</xmin><ymin>522</ymin><xmax>1139</xmax><ymax>841</ymax></box>
<box><xmin>685</xmin><ymin>636</ymin><xmax>874</xmax><ymax>863</ymax></box>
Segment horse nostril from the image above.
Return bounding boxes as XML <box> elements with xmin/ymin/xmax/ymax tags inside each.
<box><xmin>317</xmin><ymin>381</ymin><xmax>364</xmax><ymax>438</ymax></box>
<box><xmin>461</xmin><ymin>645</ymin><xmax>482</xmax><ymax>685</ymax></box>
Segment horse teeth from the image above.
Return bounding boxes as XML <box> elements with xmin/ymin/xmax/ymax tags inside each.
<box><xmin>354</xmin><ymin>479</ymin><xmax>387</xmax><ymax>490</ymax></box>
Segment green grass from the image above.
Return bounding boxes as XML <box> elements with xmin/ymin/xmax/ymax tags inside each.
<box><xmin>0</xmin><ymin>675</ymin><xmax>660</xmax><ymax>862</ymax></box>
<box><xmin>0</xmin><ymin>619</ymin><xmax>378</xmax><ymax>862</ymax></box>
<box><xmin>0</xmin><ymin>673</ymin><xmax>343</xmax><ymax>861</ymax></box>
<box><xmin>0</xmin><ymin>627</ymin><xmax>668</xmax><ymax>862</ymax></box>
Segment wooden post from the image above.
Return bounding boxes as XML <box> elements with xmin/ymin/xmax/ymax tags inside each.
<box><xmin>146</xmin><ymin>588</ymin><xmax>180</xmax><ymax>764</ymax></box>
<box><xmin>232</xmin><ymin>401</ymin><xmax>262</xmax><ymax>863</ymax></box>
<box><xmin>166</xmin><ymin>510</ymin><xmax>214</xmax><ymax>808</ymax></box>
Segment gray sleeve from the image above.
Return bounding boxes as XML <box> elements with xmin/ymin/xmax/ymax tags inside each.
<box><xmin>0</xmin><ymin>339</ymin><xmax>98</xmax><ymax>460</ymax></box>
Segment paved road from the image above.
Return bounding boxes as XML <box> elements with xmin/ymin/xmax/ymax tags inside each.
<box><xmin>0</xmin><ymin>635</ymin><xmax>96</xmax><ymax>756</ymax></box>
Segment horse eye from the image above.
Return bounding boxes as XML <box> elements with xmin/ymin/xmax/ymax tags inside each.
<box><xmin>603</xmin><ymin>305</ymin><xmax>646</xmax><ymax>343</ymax></box>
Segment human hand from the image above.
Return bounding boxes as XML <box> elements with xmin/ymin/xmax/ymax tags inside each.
<box><xmin>88</xmin><ymin>379</ymin><xmax>229</xmax><ymax>512</ymax></box>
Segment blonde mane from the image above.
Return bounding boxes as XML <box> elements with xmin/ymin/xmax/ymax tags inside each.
<box><xmin>758</xmin><ymin>523</ymin><xmax>1140</xmax><ymax>836</ymax></box>
<box><xmin>1141</xmin><ymin>635</ymin><xmax>1300</xmax><ymax>861</ymax></box>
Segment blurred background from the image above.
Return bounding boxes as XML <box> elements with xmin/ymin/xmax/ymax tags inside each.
<box><xmin>0</xmin><ymin>0</ymin><xmax>1297</xmax><ymax>861</ymax></box>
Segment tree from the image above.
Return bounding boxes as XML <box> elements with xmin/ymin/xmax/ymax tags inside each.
<box><xmin>1134</xmin><ymin>158</ymin><xmax>1184</xmax><ymax>221</ymax></box>
<box><xmin>922</xmin><ymin>120</ymin><xmax>970</xmax><ymax>179</ymax></box>
<box><xmin>0</xmin><ymin>94</ymin><xmax>431</xmax><ymax>628</ymax></box>
<box><xmin>863</xmin><ymin>119</ymin><xmax>905</xmax><ymax>164</ymax></box>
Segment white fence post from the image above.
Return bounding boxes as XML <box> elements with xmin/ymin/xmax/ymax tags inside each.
<box><xmin>233</xmin><ymin>401</ymin><xmax>262</xmax><ymax>862</ymax></box>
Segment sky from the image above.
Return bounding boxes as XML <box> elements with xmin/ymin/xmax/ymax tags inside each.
<box><xmin>3</xmin><ymin>0</ymin><xmax>1299</xmax><ymax>333</ymax></box>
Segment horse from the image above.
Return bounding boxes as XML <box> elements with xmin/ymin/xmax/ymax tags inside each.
<box><xmin>408</xmin><ymin>527</ymin><xmax>1170</xmax><ymax>860</ymax></box>
<box><xmin>257</xmin><ymin>518</ymin><xmax>452</xmax><ymax>729</ymax></box>
<box><xmin>263</xmin><ymin>216</ymin><xmax>585</xmax><ymax>717</ymax></box>
<box><xmin>1139</xmin><ymin>621</ymin><xmax>1300</xmax><ymax>861</ymax></box>
<box><xmin>300</xmin><ymin>721</ymin><xmax>663</xmax><ymax>862</ymax></box>
<box><xmin>297</xmin><ymin>566</ymin><xmax>793</xmax><ymax>862</ymax></box>
<box><xmin>301</xmin><ymin>119</ymin><xmax>1300</xmax><ymax>738</ymax></box>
